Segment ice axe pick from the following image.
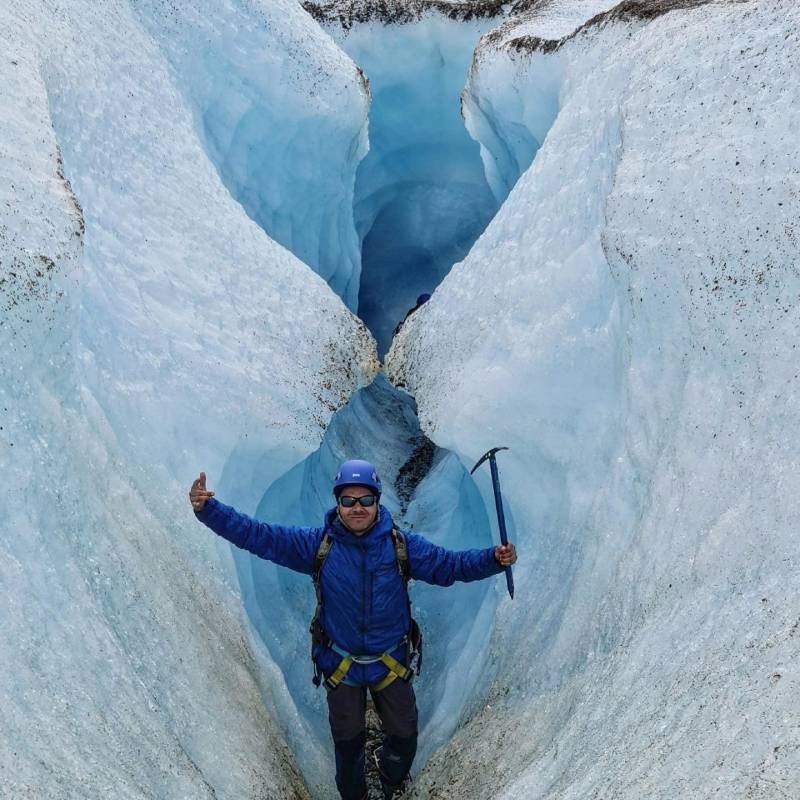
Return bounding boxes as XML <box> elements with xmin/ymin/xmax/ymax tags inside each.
<box><xmin>470</xmin><ymin>447</ymin><xmax>514</xmax><ymax>599</ymax></box>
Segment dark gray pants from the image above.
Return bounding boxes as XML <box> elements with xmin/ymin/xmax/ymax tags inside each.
<box><xmin>327</xmin><ymin>679</ymin><xmax>418</xmax><ymax>800</ymax></box>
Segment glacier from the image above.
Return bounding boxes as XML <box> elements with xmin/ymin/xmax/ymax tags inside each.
<box><xmin>389</xmin><ymin>0</ymin><xmax>800</xmax><ymax>797</ymax></box>
<box><xmin>329</xmin><ymin>15</ymin><xmax>500</xmax><ymax>354</ymax></box>
<box><xmin>3</xmin><ymin>0</ymin><xmax>799</xmax><ymax>798</ymax></box>
<box><xmin>1</xmin><ymin>1</ymin><xmax>376</xmax><ymax>798</ymax></box>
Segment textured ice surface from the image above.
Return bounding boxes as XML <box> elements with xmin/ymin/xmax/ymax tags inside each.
<box><xmin>131</xmin><ymin>0</ymin><xmax>370</xmax><ymax>309</ymax></box>
<box><xmin>0</xmin><ymin>1</ymin><xmax>376</xmax><ymax>797</ymax></box>
<box><xmin>389</xmin><ymin>1</ymin><xmax>800</xmax><ymax>797</ymax></box>
<box><xmin>464</xmin><ymin>0</ymin><xmax>619</xmax><ymax>204</ymax></box>
<box><xmin>482</xmin><ymin>0</ymin><xmax>621</xmax><ymax>42</ymax></box>
<box><xmin>322</xmin><ymin>15</ymin><xmax>500</xmax><ymax>354</ymax></box>
<box><xmin>6</xmin><ymin>0</ymin><xmax>800</xmax><ymax>797</ymax></box>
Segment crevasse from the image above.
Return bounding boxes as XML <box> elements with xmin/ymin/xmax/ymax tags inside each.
<box><xmin>5</xmin><ymin>1</ymin><xmax>796</xmax><ymax>800</ymax></box>
<box><xmin>232</xmin><ymin>12</ymin><xmax>552</xmax><ymax>791</ymax></box>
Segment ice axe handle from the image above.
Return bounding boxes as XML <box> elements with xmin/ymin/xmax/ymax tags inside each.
<box><xmin>488</xmin><ymin>457</ymin><xmax>515</xmax><ymax>599</ymax></box>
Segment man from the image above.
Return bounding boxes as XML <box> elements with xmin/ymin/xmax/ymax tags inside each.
<box><xmin>190</xmin><ymin>459</ymin><xmax>517</xmax><ymax>800</ymax></box>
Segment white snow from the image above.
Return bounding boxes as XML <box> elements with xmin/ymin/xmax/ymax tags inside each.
<box><xmin>388</xmin><ymin>1</ymin><xmax>800</xmax><ymax>796</ymax></box>
<box><xmin>488</xmin><ymin>0</ymin><xmax>621</xmax><ymax>42</ymax></box>
<box><xmin>1</xmin><ymin>1</ymin><xmax>375</xmax><ymax>797</ymax></box>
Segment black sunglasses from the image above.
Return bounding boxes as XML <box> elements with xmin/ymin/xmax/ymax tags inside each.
<box><xmin>338</xmin><ymin>495</ymin><xmax>377</xmax><ymax>508</ymax></box>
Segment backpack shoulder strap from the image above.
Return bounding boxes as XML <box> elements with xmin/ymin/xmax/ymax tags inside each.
<box><xmin>313</xmin><ymin>532</ymin><xmax>334</xmax><ymax>586</ymax></box>
<box><xmin>310</xmin><ymin>532</ymin><xmax>334</xmax><ymax>687</ymax></box>
<box><xmin>391</xmin><ymin>528</ymin><xmax>422</xmax><ymax>677</ymax></box>
<box><xmin>390</xmin><ymin>528</ymin><xmax>410</xmax><ymax>586</ymax></box>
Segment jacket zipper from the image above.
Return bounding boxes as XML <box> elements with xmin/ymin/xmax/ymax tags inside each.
<box><xmin>361</xmin><ymin>544</ymin><xmax>368</xmax><ymax>654</ymax></box>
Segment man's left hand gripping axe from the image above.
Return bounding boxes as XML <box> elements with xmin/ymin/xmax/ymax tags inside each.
<box><xmin>471</xmin><ymin>447</ymin><xmax>515</xmax><ymax>599</ymax></box>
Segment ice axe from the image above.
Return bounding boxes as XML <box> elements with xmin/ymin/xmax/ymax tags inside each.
<box><xmin>470</xmin><ymin>447</ymin><xmax>514</xmax><ymax>599</ymax></box>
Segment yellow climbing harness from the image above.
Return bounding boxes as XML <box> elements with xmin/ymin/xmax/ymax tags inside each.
<box><xmin>324</xmin><ymin>641</ymin><xmax>412</xmax><ymax>692</ymax></box>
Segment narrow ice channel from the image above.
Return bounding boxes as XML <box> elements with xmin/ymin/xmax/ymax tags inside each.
<box><xmin>211</xmin><ymin>10</ymin><xmax>550</xmax><ymax>788</ymax></box>
<box><xmin>345</xmin><ymin>20</ymin><xmax>499</xmax><ymax>355</ymax></box>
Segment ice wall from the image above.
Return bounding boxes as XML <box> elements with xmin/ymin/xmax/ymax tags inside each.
<box><xmin>131</xmin><ymin>0</ymin><xmax>371</xmax><ymax>309</ymax></box>
<box><xmin>320</xmin><ymin>13</ymin><xmax>500</xmax><ymax>353</ymax></box>
<box><xmin>463</xmin><ymin>0</ymin><xmax>619</xmax><ymax>205</ymax></box>
<box><xmin>389</xmin><ymin>1</ymin><xmax>800</xmax><ymax>796</ymax></box>
<box><xmin>0</xmin><ymin>1</ymin><xmax>376</xmax><ymax>797</ymax></box>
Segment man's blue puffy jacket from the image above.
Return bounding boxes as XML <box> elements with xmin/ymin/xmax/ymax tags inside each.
<box><xmin>195</xmin><ymin>498</ymin><xmax>503</xmax><ymax>686</ymax></box>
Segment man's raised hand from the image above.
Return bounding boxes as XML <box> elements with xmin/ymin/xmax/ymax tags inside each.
<box><xmin>189</xmin><ymin>471</ymin><xmax>215</xmax><ymax>512</ymax></box>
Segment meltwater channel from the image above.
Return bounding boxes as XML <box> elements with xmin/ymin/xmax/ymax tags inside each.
<box><xmin>205</xmin><ymin>10</ymin><xmax>543</xmax><ymax>786</ymax></box>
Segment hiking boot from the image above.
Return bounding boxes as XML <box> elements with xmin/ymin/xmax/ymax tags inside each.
<box><xmin>374</xmin><ymin>746</ymin><xmax>411</xmax><ymax>799</ymax></box>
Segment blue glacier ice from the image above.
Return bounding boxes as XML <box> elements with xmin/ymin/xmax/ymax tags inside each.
<box><xmin>325</xmin><ymin>16</ymin><xmax>501</xmax><ymax>353</ymax></box>
<box><xmin>131</xmin><ymin>0</ymin><xmax>371</xmax><ymax>310</ymax></box>
<box><xmin>3</xmin><ymin>0</ymin><xmax>799</xmax><ymax>799</ymax></box>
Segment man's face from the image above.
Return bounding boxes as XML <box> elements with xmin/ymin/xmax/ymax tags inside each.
<box><xmin>337</xmin><ymin>484</ymin><xmax>379</xmax><ymax>535</ymax></box>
